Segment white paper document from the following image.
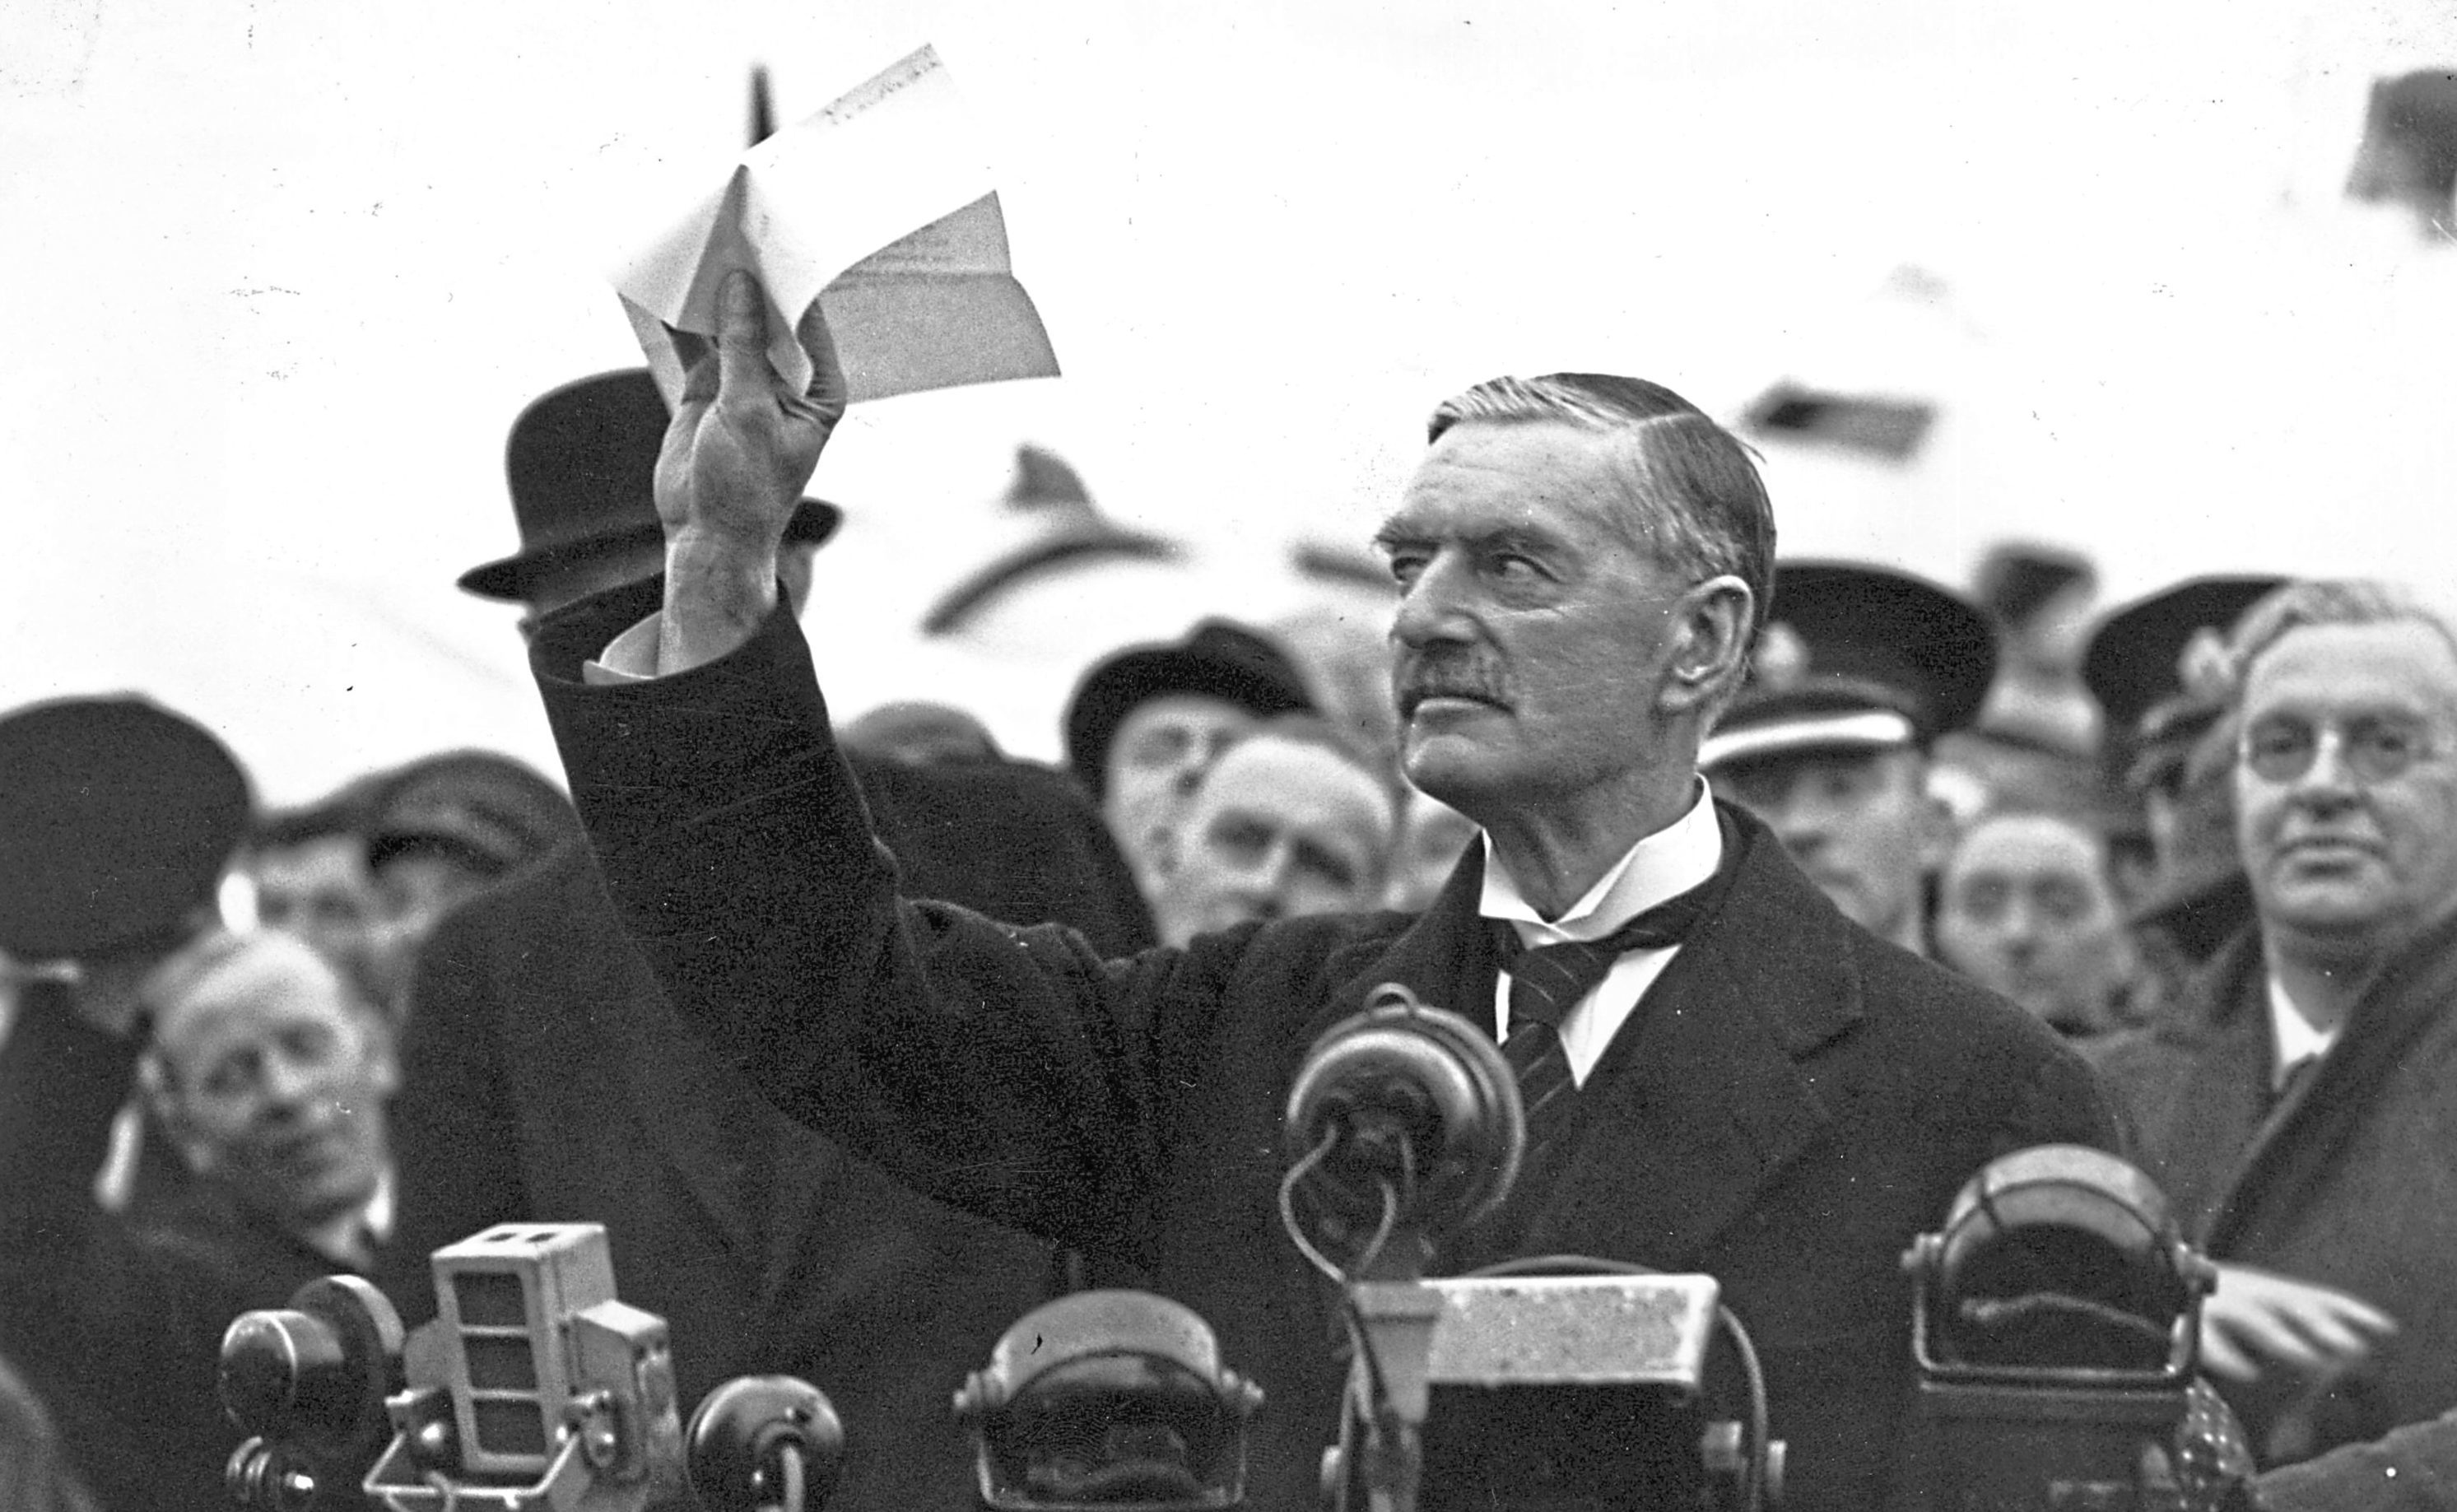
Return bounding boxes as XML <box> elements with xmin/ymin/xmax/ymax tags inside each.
<box><xmin>612</xmin><ymin>44</ymin><xmax>1059</xmax><ymax>404</ymax></box>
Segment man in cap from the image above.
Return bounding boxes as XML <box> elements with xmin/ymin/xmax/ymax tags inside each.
<box><xmin>1061</xmin><ymin>616</ymin><xmax>1317</xmax><ymax>897</ymax></box>
<box><xmin>2080</xmin><ymin>575</ymin><xmax>2287</xmax><ymax>1001</ymax></box>
<box><xmin>527</xmin><ymin>275</ymin><xmax>2112</xmax><ymax>1511</ymax></box>
<box><xmin>244</xmin><ymin>789</ymin><xmax>384</xmax><ymax>974</ymax></box>
<box><xmin>1701</xmin><ymin>561</ymin><xmax>1996</xmax><ymax>956</ymax></box>
<box><xmin>0</xmin><ymin>696</ymin><xmax>398</xmax><ymax>1511</ymax></box>
<box><xmin>348</xmin><ymin>747</ymin><xmax>582</xmax><ymax>1021</ymax></box>
<box><xmin>389</xmin><ymin>366</ymin><xmax>1147</xmax><ymax>1511</ymax></box>
<box><xmin>2090</xmin><ymin>579</ymin><xmax>2457</xmax><ymax>1472</ymax></box>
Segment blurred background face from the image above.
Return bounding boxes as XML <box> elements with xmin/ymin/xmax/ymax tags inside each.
<box><xmin>151</xmin><ymin>937</ymin><xmax>395</xmax><ymax>1231</ymax></box>
<box><xmin>1717</xmin><ymin>746</ymin><xmax>1947</xmax><ymax>943</ymax></box>
<box><xmin>2234</xmin><ymin>621</ymin><xmax>2457</xmax><ymax>951</ymax></box>
<box><xmin>1152</xmin><ymin>735</ymin><xmax>1393</xmax><ymax>945</ymax></box>
<box><xmin>1382</xmin><ymin>792</ymin><xmax>1480</xmax><ymax>913</ymax></box>
<box><xmin>351</xmin><ymin>846</ymin><xmax>505</xmax><ymax>1022</ymax></box>
<box><xmin>1102</xmin><ymin>694</ymin><xmax>1260</xmax><ymax>886</ymax></box>
<box><xmin>1937</xmin><ymin>812</ymin><xmax>2137</xmax><ymax>1033</ymax></box>
<box><xmin>248</xmin><ymin>835</ymin><xmax>379</xmax><ymax>965</ymax></box>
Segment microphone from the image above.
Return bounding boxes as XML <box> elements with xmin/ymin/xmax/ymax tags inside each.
<box><xmin>222</xmin><ymin>1224</ymin><xmax>848</xmax><ymax>1511</ymax></box>
<box><xmin>1281</xmin><ymin>983</ymin><xmax>1523</xmax><ymax>1272</ymax></box>
<box><xmin>1896</xmin><ymin>1144</ymin><xmax>2253</xmax><ymax>1511</ymax></box>
<box><xmin>952</xmin><ymin>1290</ymin><xmax>1263</xmax><ymax>1510</ymax></box>
<box><xmin>221</xmin><ymin>1276</ymin><xmax>406</xmax><ymax>1511</ymax></box>
<box><xmin>1286</xmin><ymin>989</ymin><xmax>1777</xmax><ymax>1512</ymax></box>
<box><xmin>687</xmin><ymin>1376</ymin><xmax>844</xmax><ymax>1512</ymax></box>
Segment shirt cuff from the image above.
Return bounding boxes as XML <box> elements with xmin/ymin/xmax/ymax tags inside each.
<box><xmin>582</xmin><ymin>615</ymin><xmax>663</xmax><ymax>686</ymax></box>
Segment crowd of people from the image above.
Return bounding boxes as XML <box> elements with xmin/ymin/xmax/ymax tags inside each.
<box><xmin>7</xmin><ymin>65</ymin><xmax>2457</xmax><ymax>1512</ymax></box>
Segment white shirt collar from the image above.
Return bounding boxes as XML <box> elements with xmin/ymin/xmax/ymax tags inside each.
<box><xmin>1478</xmin><ymin>780</ymin><xmax>1723</xmax><ymax>945</ymax></box>
<box><xmin>2265</xmin><ymin>974</ymin><xmax>2340</xmax><ymax>1091</ymax></box>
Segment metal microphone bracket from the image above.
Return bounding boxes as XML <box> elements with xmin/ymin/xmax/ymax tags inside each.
<box><xmin>1327</xmin><ymin>1274</ymin><xmax>1760</xmax><ymax>1512</ymax></box>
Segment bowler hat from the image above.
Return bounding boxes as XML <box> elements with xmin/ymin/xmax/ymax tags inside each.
<box><xmin>1703</xmin><ymin>561</ymin><xmax>1995</xmax><ymax>771</ymax></box>
<box><xmin>458</xmin><ymin>369</ymin><xmax>843</xmax><ymax>602</ymax></box>
<box><xmin>0</xmin><ymin>696</ymin><xmax>252</xmax><ymax>960</ymax></box>
<box><xmin>1063</xmin><ymin>620</ymin><xmax>1314</xmax><ymax>797</ymax></box>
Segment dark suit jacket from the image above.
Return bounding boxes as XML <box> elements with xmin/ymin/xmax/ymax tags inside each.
<box><xmin>2090</xmin><ymin>914</ymin><xmax>2457</xmax><ymax>1466</ymax></box>
<box><xmin>0</xmin><ymin>985</ymin><xmax>351</xmax><ymax>1512</ymax></box>
<box><xmin>531</xmin><ymin>593</ymin><xmax>2116</xmax><ymax>1512</ymax></box>
<box><xmin>387</xmin><ymin>741</ymin><xmax>1152</xmax><ymax>1512</ymax></box>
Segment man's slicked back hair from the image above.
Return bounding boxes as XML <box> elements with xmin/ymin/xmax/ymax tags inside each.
<box><xmin>2227</xmin><ymin>579</ymin><xmax>2457</xmax><ymax>695</ymax></box>
<box><xmin>1426</xmin><ymin>373</ymin><xmax>1777</xmax><ymax>634</ymax></box>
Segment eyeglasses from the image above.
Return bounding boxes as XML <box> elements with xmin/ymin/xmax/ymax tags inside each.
<box><xmin>2238</xmin><ymin>714</ymin><xmax>2444</xmax><ymax>784</ymax></box>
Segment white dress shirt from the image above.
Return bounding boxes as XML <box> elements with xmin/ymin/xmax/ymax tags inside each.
<box><xmin>2265</xmin><ymin>974</ymin><xmax>2340</xmax><ymax>1094</ymax></box>
<box><xmin>1478</xmin><ymin>780</ymin><xmax>1724</xmax><ymax>1086</ymax></box>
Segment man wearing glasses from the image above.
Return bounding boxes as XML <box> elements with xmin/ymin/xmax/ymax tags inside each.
<box><xmin>2090</xmin><ymin>578</ymin><xmax>2457</xmax><ymax>1476</ymax></box>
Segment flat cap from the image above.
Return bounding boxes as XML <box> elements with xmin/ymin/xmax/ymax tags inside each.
<box><xmin>2082</xmin><ymin>575</ymin><xmax>2285</xmax><ymax>792</ymax></box>
<box><xmin>363</xmin><ymin>751</ymin><xmax>582</xmax><ymax>879</ymax></box>
<box><xmin>0</xmin><ymin>696</ymin><xmax>252</xmax><ymax>959</ymax></box>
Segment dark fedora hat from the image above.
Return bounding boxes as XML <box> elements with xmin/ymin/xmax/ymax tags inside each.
<box><xmin>1062</xmin><ymin>620</ymin><xmax>1315</xmax><ymax>798</ymax></box>
<box><xmin>458</xmin><ymin>369</ymin><xmax>844</xmax><ymax>603</ymax></box>
<box><xmin>0</xmin><ymin>696</ymin><xmax>253</xmax><ymax>960</ymax></box>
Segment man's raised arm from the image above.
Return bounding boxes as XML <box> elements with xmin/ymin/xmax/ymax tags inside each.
<box><xmin>650</xmin><ymin>268</ymin><xmax>847</xmax><ymax>672</ymax></box>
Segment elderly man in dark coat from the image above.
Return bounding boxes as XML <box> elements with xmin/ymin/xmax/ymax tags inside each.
<box><xmin>2089</xmin><ymin>579</ymin><xmax>2457</xmax><ymax>1472</ymax></box>
<box><xmin>530</xmin><ymin>273</ymin><xmax>2114</xmax><ymax>1512</ymax></box>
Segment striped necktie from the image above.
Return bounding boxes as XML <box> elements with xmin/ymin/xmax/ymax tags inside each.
<box><xmin>1494</xmin><ymin>872</ymin><xmax>1724</xmax><ymax>1175</ymax></box>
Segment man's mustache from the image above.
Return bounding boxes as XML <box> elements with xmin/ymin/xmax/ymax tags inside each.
<box><xmin>1394</xmin><ymin>654</ymin><xmax>1508</xmax><ymax>716</ymax></box>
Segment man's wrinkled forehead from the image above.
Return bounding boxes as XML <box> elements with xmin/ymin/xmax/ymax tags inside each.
<box><xmin>2242</xmin><ymin>620</ymin><xmax>2457</xmax><ymax>719</ymax></box>
<box><xmin>1380</xmin><ymin>419</ymin><xmax>1640</xmax><ymax>537</ymax></box>
<box><xmin>149</xmin><ymin>935</ymin><xmax>351</xmax><ymax>1063</ymax></box>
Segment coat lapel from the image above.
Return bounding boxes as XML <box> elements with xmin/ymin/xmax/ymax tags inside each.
<box><xmin>1525</xmin><ymin>811</ymin><xmax>1853</xmax><ymax>1264</ymax></box>
<box><xmin>1318</xmin><ymin>807</ymin><xmax>1854</xmax><ymax>1268</ymax></box>
<box><xmin>2206</xmin><ymin>907</ymin><xmax>2457</xmax><ymax>1255</ymax></box>
<box><xmin>2135</xmin><ymin>933</ymin><xmax>2282</xmax><ymax>1240</ymax></box>
<box><xmin>1318</xmin><ymin>843</ymin><xmax>1505</xmax><ymax>1035</ymax></box>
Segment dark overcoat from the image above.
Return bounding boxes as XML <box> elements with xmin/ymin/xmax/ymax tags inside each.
<box><xmin>532</xmin><ymin>593</ymin><xmax>2115</xmax><ymax>1512</ymax></box>
<box><xmin>387</xmin><ymin>715</ymin><xmax>1153</xmax><ymax>1512</ymax></box>
<box><xmin>2088</xmin><ymin>912</ymin><xmax>2457</xmax><ymax>1467</ymax></box>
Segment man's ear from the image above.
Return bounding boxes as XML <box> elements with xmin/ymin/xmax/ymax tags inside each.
<box><xmin>138</xmin><ymin>1051</ymin><xmax>213</xmax><ymax>1175</ymax></box>
<box><xmin>1912</xmin><ymin>761</ymin><xmax>1958</xmax><ymax>874</ymax></box>
<box><xmin>1659</xmin><ymin>575</ymin><xmax>1756</xmax><ymax>716</ymax></box>
<box><xmin>368</xmin><ymin>1036</ymin><xmax>403</xmax><ymax>1101</ymax></box>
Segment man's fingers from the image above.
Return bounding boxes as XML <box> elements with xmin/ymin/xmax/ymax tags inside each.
<box><xmin>794</xmin><ymin>293</ymin><xmax>850</xmax><ymax>421</ymax></box>
<box><xmin>2276</xmin><ymin>1296</ymin><xmax>2395</xmax><ymax>1362</ymax></box>
<box><xmin>2327</xmin><ymin>1294</ymin><xmax>2398</xmax><ymax>1338</ymax></box>
<box><xmin>670</xmin><ymin>327</ymin><xmax>719</xmax><ymax>405</ymax></box>
<box><xmin>714</xmin><ymin>268</ymin><xmax>775</xmax><ymax>401</ymax></box>
<box><xmin>2199</xmin><ymin>1322</ymin><xmax>2257</xmax><ymax>1382</ymax></box>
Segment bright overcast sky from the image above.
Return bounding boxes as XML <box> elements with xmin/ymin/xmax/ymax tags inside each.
<box><xmin>4</xmin><ymin>0</ymin><xmax>2452</xmax><ymax>798</ymax></box>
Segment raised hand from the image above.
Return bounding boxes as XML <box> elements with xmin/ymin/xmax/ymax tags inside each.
<box><xmin>654</xmin><ymin>269</ymin><xmax>848</xmax><ymax>673</ymax></box>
